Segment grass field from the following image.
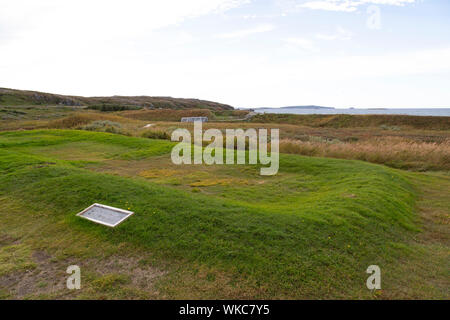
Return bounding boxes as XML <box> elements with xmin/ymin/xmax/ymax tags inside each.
<box><xmin>2</xmin><ymin>108</ymin><xmax>449</xmax><ymax>171</ymax></box>
<box><xmin>0</xmin><ymin>129</ymin><xmax>448</xmax><ymax>299</ymax></box>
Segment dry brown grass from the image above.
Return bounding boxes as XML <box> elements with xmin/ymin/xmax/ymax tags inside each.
<box><xmin>279</xmin><ymin>136</ymin><xmax>450</xmax><ymax>171</ymax></box>
<box><xmin>106</xmin><ymin>120</ymin><xmax>450</xmax><ymax>171</ymax></box>
<box><xmin>119</xmin><ymin>109</ymin><xmax>214</xmax><ymax>121</ymax></box>
<box><xmin>2</xmin><ymin>110</ymin><xmax>449</xmax><ymax>171</ymax></box>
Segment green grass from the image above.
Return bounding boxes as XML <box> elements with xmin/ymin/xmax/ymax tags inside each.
<box><xmin>0</xmin><ymin>129</ymin><xmax>439</xmax><ymax>298</ymax></box>
<box><xmin>0</xmin><ymin>93</ymin><xmax>32</xmax><ymax>106</ymax></box>
<box><xmin>0</xmin><ymin>243</ymin><xmax>36</xmax><ymax>276</ymax></box>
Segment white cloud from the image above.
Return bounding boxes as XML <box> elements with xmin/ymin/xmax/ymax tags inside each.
<box><xmin>299</xmin><ymin>0</ymin><xmax>416</xmax><ymax>12</ymax></box>
<box><xmin>0</xmin><ymin>0</ymin><xmax>251</xmax><ymax>96</ymax></box>
<box><xmin>316</xmin><ymin>26</ymin><xmax>353</xmax><ymax>40</ymax></box>
<box><xmin>141</xmin><ymin>46</ymin><xmax>450</xmax><ymax>108</ymax></box>
<box><xmin>361</xmin><ymin>0</ymin><xmax>415</xmax><ymax>5</ymax></box>
<box><xmin>183</xmin><ymin>46</ymin><xmax>450</xmax><ymax>108</ymax></box>
<box><xmin>0</xmin><ymin>0</ymin><xmax>249</xmax><ymax>42</ymax></box>
<box><xmin>284</xmin><ymin>37</ymin><xmax>319</xmax><ymax>51</ymax></box>
<box><xmin>300</xmin><ymin>1</ymin><xmax>357</xmax><ymax>12</ymax></box>
<box><xmin>172</xmin><ymin>32</ymin><xmax>196</xmax><ymax>46</ymax></box>
<box><xmin>284</xmin><ymin>47</ymin><xmax>450</xmax><ymax>80</ymax></box>
<box><xmin>215</xmin><ymin>24</ymin><xmax>275</xmax><ymax>39</ymax></box>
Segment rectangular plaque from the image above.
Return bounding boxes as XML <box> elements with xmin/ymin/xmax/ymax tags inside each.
<box><xmin>76</xmin><ymin>203</ymin><xmax>134</xmax><ymax>227</ymax></box>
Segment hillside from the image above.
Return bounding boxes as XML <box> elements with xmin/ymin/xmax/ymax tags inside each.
<box><xmin>0</xmin><ymin>88</ymin><xmax>233</xmax><ymax>111</ymax></box>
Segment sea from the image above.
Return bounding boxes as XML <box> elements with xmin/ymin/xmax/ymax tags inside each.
<box><xmin>254</xmin><ymin>108</ymin><xmax>450</xmax><ymax>117</ymax></box>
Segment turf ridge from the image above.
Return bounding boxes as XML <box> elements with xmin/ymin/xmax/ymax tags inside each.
<box><xmin>0</xmin><ymin>129</ymin><xmax>418</xmax><ymax>296</ymax></box>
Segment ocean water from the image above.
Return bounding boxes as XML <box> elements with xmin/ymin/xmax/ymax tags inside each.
<box><xmin>255</xmin><ymin>108</ymin><xmax>450</xmax><ymax>117</ymax></box>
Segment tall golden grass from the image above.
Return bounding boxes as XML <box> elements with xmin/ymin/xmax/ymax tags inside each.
<box><xmin>279</xmin><ymin>136</ymin><xmax>450</xmax><ymax>171</ymax></box>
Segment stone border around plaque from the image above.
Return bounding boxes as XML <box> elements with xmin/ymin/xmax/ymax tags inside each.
<box><xmin>76</xmin><ymin>203</ymin><xmax>134</xmax><ymax>227</ymax></box>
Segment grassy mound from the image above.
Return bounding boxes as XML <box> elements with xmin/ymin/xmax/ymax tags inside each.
<box><xmin>0</xmin><ymin>130</ymin><xmax>418</xmax><ymax>298</ymax></box>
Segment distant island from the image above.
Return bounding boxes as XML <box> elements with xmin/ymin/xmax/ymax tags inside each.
<box><xmin>281</xmin><ymin>106</ymin><xmax>335</xmax><ymax>110</ymax></box>
<box><xmin>251</xmin><ymin>106</ymin><xmax>450</xmax><ymax>116</ymax></box>
<box><xmin>256</xmin><ymin>105</ymin><xmax>335</xmax><ymax>110</ymax></box>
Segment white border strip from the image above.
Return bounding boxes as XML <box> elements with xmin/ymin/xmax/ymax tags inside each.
<box><xmin>76</xmin><ymin>203</ymin><xmax>134</xmax><ymax>227</ymax></box>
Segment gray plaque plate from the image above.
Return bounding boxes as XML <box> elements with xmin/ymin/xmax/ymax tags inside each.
<box><xmin>76</xmin><ymin>203</ymin><xmax>134</xmax><ymax>227</ymax></box>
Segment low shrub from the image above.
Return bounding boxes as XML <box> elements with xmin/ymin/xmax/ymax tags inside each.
<box><xmin>83</xmin><ymin>120</ymin><xmax>121</xmax><ymax>130</ymax></box>
<box><xmin>87</xmin><ymin>104</ymin><xmax>141</xmax><ymax>112</ymax></box>
<box><xmin>80</xmin><ymin>120</ymin><xmax>131</xmax><ymax>136</ymax></box>
<box><xmin>141</xmin><ymin>129</ymin><xmax>171</xmax><ymax>140</ymax></box>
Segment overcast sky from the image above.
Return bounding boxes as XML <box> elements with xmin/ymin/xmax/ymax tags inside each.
<box><xmin>1</xmin><ymin>0</ymin><xmax>449</xmax><ymax>108</ymax></box>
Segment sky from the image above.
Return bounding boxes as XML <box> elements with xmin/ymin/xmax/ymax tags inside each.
<box><xmin>0</xmin><ymin>0</ymin><xmax>449</xmax><ymax>108</ymax></box>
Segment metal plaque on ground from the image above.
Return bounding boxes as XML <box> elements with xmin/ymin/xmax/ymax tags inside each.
<box><xmin>76</xmin><ymin>203</ymin><xmax>134</xmax><ymax>227</ymax></box>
